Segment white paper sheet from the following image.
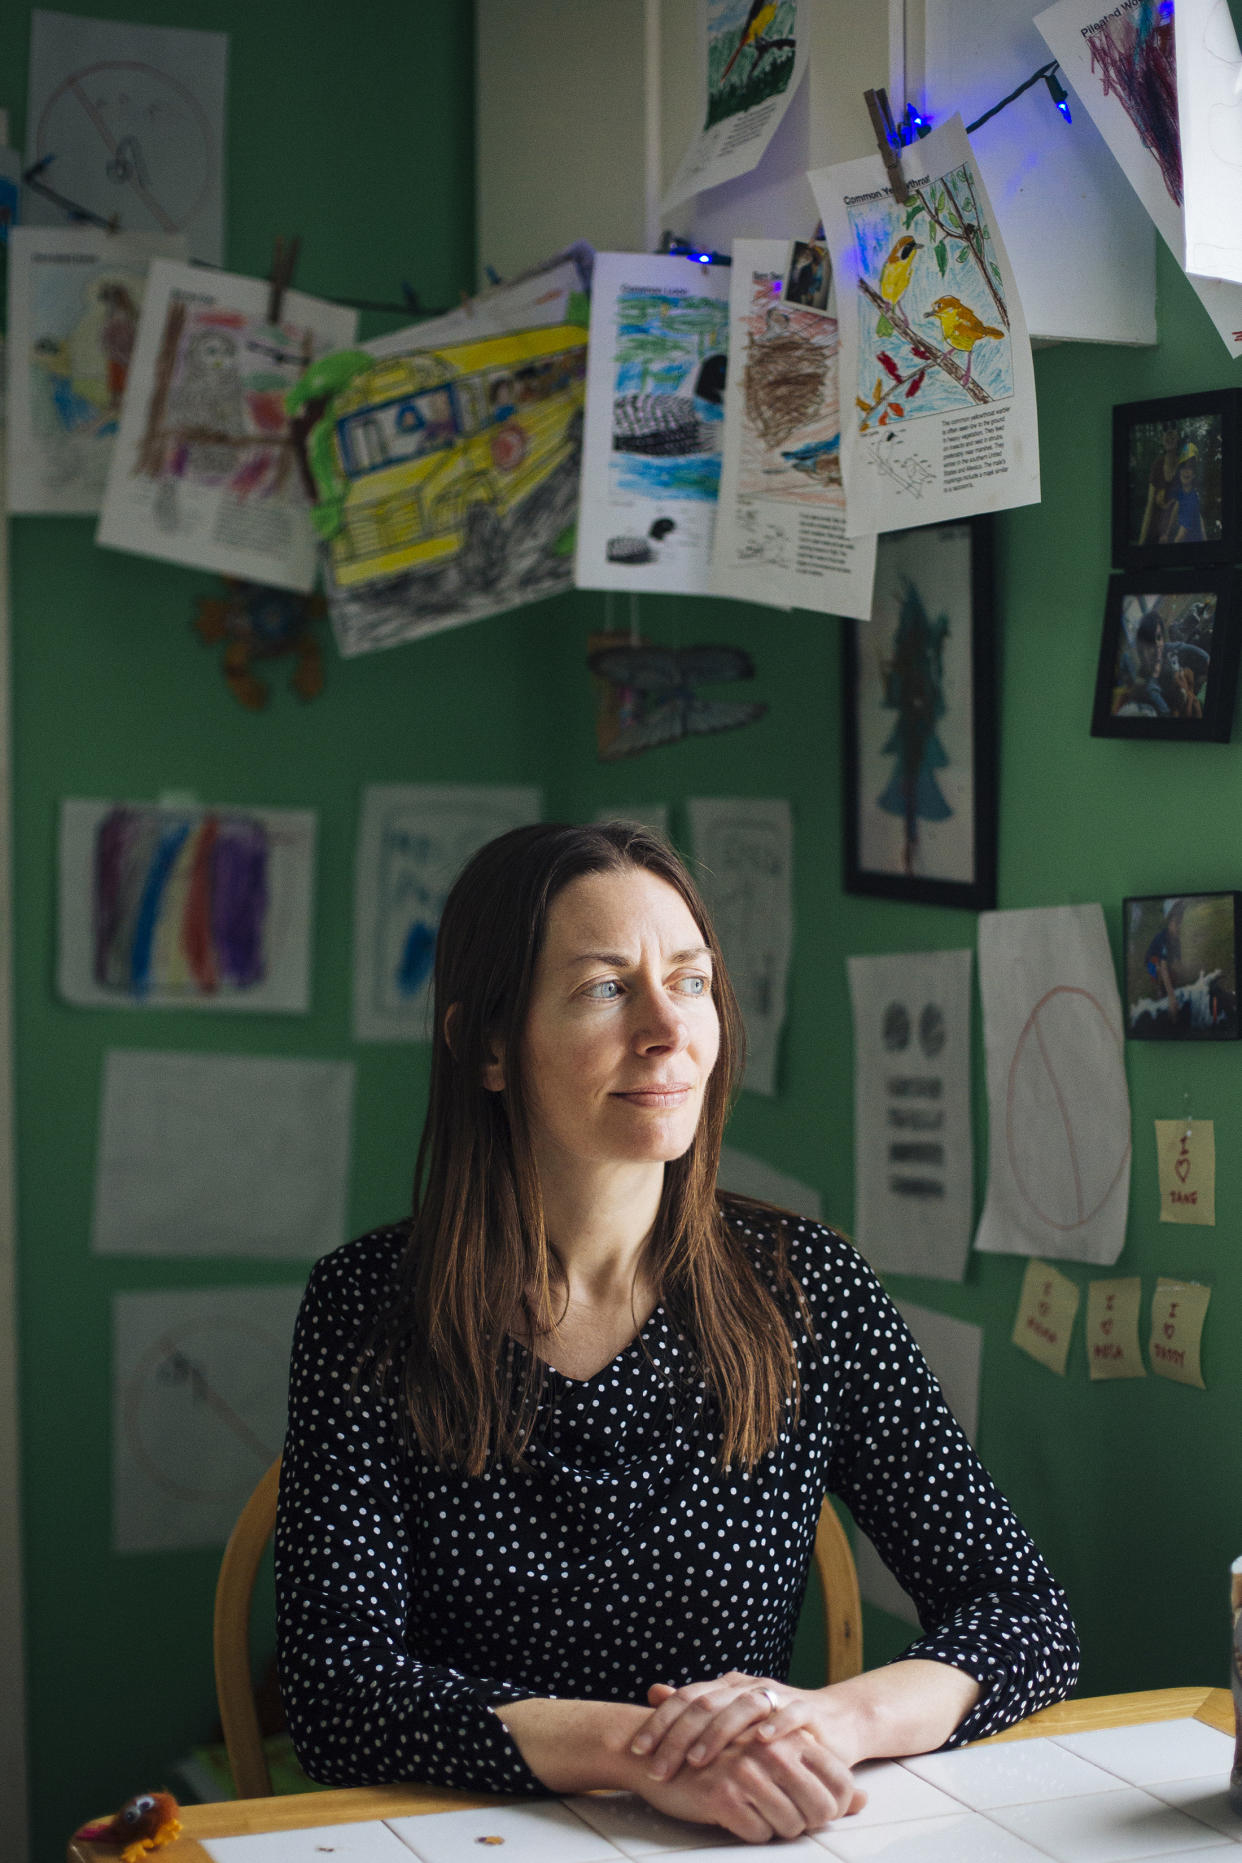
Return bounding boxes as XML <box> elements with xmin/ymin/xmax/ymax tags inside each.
<box><xmin>1176</xmin><ymin>0</ymin><xmax>1242</xmax><ymax>285</ymax></box>
<box><xmin>855</xmin><ymin>1300</ymin><xmax>983</xmax><ymax>1625</ymax></box>
<box><xmin>4</xmin><ymin>225</ymin><xmax>185</xmax><ymax>514</ymax></box>
<box><xmin>58</xmin><ymin>798</ymin><xmax>316</xmax><ymax>1013</ymax></box>
<box><xmin>811</xmin><ymin>117</ymin><xmax>1040</xmax><ymax>536</ymax></box>
<box><xmin>662</xmin><ymin>0</ymin><xmax>808</xmax><ymax>210</ymax></box>
<box><xmin>112</xmin><ymin>1284</ymin><xmax>302</xmax><ymax>1553</ymax></box>
<box><xmin>975</xmin><ymin>905</ymin><xmax>1132</xmax><ymax>1265</ymax></box>
<box><xmin>847</xmin><ymin>949</ymin><xmax>974</xmax><ymax>1282</ymax></box>
<box><xmin>575</xmin><ymin>252</ymin><xmax>730</xmax><ymax>595</ymax></box>
<box><xmin>92</xmin><ymin>1049</ymin><xmax>354</xmax><ymax>1258</ymax></box>
<box><xmin>717</xmin><ymin>1143</ymin><xmax>822</xmax><ymax>1220</ymax></box>
<box><xmin>353</xmin><ymin>784</ymin><xmax>542</xmax><ymax>1042</ymax></box>
<box><xmin>25</xmin><ymin>10</ymin><xmax>227</xmax><ymax>265</ymax></box>
<box><xmin>1036</xmin><ymin>0</ymin><xmax>1242</xmax><ymax>358</ymax></box>
<box><xmin>316</xmin><ymin>254</ymin><xmax>590</xmax><ymax>657</ymax></box>
<box><xmin>710</xmin><ymin>239</ymin><xmax>877</xmax><ymax>621</ymax></box>
<box><xmin>96</xmin><ymin>259</ymin><xmax>357</xmax><ymax>591</ymax></box>
<box><xmin>688</xmin><ymin>797</ymin><xmax>792</xmax><ymax>1097</ymax></box>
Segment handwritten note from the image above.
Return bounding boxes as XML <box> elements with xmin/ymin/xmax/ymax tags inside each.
<box><xmin>1149</xmin><ymin>1277</ymin><xmax>1210</xmax><ymax>1388</ymax></box>
<box><xmin>1155</xmin><ymin>1119</ymin><xmax>1216</xmax><ymax>1225</ymax></box>
<box><xmin>1012</xmin><ymin>1259</ymin><xmax>1080</xmax><ymax>1376</ymax></box>
<box><xmin>1086</xmin><ymin>1277</ymin><xmax>1146</xmax><ymax>1381</ymax></box>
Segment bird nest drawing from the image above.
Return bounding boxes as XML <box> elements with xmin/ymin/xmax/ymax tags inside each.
<box><xmin>847</xmin><ymin>160</ymin><xmax>1014</xmax><ymax>432</ymax></box>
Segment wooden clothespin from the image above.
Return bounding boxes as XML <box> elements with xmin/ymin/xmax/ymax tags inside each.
<box><xmin>266</xmin><ymin>234</ymin><xmax>301</xmax><ymax>326</ymax></box>
<box><xmin>863</xmin><ymin>88</ymin><xmax>909</xmax><ymax>205</ymax></box>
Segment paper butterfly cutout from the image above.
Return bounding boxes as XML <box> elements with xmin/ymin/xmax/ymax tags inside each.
<box><xmin>588</xmin><ymin>643</ymin><xmax>767</xmax><ymax>761</ymax></box>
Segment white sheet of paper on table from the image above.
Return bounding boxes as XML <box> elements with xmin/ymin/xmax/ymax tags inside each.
<box><xmin>847</xmin><ymin>949</ymin><xmax>974</xmax><ymax>1282</ymax></box>
<box><xmin>25</xmin><ymin>9</ymin><xmax>228</xmax><ymax>265</ymax></box>
<box><xmin>974</xmin><ymin>904</ymin><xmax>1131</xmax><ymax>1266</ymax></box>
<box><xmin>688</xmin><ymin>797</ymin><xmax>792</xmax><ymax>1097</ymax></box>
<box><xmin>810</xmin><ymin>117</ymin><xmax>1040</xmax><ymax>538</ymax></box>
<box><xmin>661</xmin><ymin>0</ymin><xmax>809</xmax><ymax>211</ymax></box>
<box><xmin>112</xmin><ymin>1283</ymin><xmax>302</xmax><ymax>1553</ymax></box>
<box><xmin>352</xmin><ymin>784</ymin><xmax>542</xmax><ymax>1043</ymax></box>
<box><xmin>854</xmin><ymin>1300</ymin><xmax>982</xmax><ymax>1626</ymax></box>
<box><xmin>91</xmin><ymin>1048</ymin><xmax>354</xmax><ymax>1259</ymax></box>
<box><xmin>199</xmin><ymin>1723</ymin><xmax>1239</xmax><ymax>1863</ymax></box>
<box><xmin>1035</xmin><ymin>0</ymin><xmax>1242</xmax><ymax>359</ymax></box>
<box><xmin>575</xmin><ymin>253</ymin><xmax>731</xmax><ymax>597</ymax></box>
<box><xmin>709</xmin><ymin>240</ymin><xmax>876</xmax><ymax>623</ymax></box>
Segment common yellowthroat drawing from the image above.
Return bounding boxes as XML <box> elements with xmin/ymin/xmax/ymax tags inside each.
<box><xmin>878</xmin><ymin>235</ymin><xmax>921</xmax><ymax>308</ymax></box>
<box><xmin>924</xmin><ymin>295</ymin><xmax>1003</xmax><ymax>385</ymax></box>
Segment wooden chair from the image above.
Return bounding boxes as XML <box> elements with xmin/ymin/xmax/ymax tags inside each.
<box><xmin>213</xmin><ymin>1460</ymin><xmax>863</xmax><ymax>1802</ymax></box>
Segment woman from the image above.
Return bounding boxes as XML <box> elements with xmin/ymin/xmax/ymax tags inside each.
<box><xmin>276</xmin><ymin>823</ymin><xmax>1077</xmax><ymax>1841</ymax></box>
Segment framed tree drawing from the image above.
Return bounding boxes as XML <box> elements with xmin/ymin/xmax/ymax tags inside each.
<box><xmin>842</xmin><ymin>517</ymin><xmax>997</xmax><ymax>909</ymax></box>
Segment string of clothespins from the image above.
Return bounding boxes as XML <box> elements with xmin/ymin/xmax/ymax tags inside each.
<box><xmin>864</xmin><ymin>63</ymin><xmax>1071</xmax><ymax>206</ymax></box>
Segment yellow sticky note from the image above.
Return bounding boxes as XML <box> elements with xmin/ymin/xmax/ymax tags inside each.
<box><xmin>1012</xmin><ymin>1259</ymin><xmax>1080</xmax><ymax>1376</ymax></box>
<box><xmin>1150</xmin><ymin>1277</ymin><xmax>1211</xmax><ymax>1388</ymax></box>
<box><xmin>1086</xmin><ymin>1277</ymin><xmax>1146</xmax><ymax>1380</ymax></box>
<box><xmin>1155</xmin><ymin>1119</ymin><xmax>1215</xmax><ymax>1224</ymax></box>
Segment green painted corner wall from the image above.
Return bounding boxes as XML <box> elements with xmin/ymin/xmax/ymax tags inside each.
<box><xmin>3</xmin><ymin>3</ymin><xmax>1241</xmax><ymax>1858</ymax></box>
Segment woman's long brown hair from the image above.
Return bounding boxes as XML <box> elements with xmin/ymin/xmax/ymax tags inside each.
<box><xmin>365</xmin><ymin>821</ymin><xmax>806</xmax><ymax>1473</ymax></box>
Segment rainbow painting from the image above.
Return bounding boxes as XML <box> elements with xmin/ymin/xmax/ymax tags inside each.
<box><xmin>59</xmin><ymin>799</ymin><xmax>316</xmax><ymax>1012</ymax></box>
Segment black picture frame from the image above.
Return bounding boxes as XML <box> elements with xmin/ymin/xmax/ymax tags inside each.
<box><xmin>842</xmin><ymin>517</ymin><xmax>997</xmax><ymax>910</ymax></box>
<box><xmin>1111</xmin><ymin>388</ymin><xmax>1241</xmax><ymax>569</ymax></box>
<box><xmin>1090</xmin><ymin>567</ymin><xmax>1241</xmax><ymax>742</ymax></box>
<box><xmin>1122</xmin><ymin>892</ymin><xmax>1242</xmax><ymax>1040</ymax></box>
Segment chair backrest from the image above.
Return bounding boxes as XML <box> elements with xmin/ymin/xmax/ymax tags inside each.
<box><xmin>214</xmin><ymin>1454</ymin><xmax>282</xmax><ymax>1799</ymax></box>
<box><xmin>812</xmin><ymin>1494</ymin><xmax>864</xmax><ymax>1683</ymax></box>
<box><xmin>213</xmin><ymin>1461</ymin><xmax>863</xmax><ymax>1800</ymax></box>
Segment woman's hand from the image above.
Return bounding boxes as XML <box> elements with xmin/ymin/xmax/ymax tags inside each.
<box><xmin>639</xmin><ymin>1724</ymin><xmax>863</xmax><ymax>1841</ymax></box>
<box><xmin>631</xmin><ymin>1674</ymin><xmax>863</xmax><ymax>1796</ymax></box>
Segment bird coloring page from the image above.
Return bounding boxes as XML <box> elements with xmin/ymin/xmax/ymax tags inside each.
<box><xmin>662</xmin><ymin>0</ymin><xmax>808</xmax><ymax>210</ymax></box>
<box><xmin>710</xmin><ymin>238</ymin><xmax>877</xmax><ymax>620</ymax></box>
<box><xmin>96</xmin><ymin>258</ymin><xmax>357</xmax><ymax>591</ymax></box>
<box><xmin>575</xmin><ymin>251</ymin><xmax>731</xmax><ymax>596</ymax></box>
<box><xmin>811</xmin><ymin>116</ymin><xmax>1040</xmax><ymax>536</ymax></box>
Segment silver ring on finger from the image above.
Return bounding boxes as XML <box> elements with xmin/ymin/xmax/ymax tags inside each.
<box><xmin>760</xmin><ymin>1686</ymin><xmax>780</xmax><ymax>1713</ymax></box>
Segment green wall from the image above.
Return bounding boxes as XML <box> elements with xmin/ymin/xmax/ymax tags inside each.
<box><xmin>4</xmin><ymin>4</ymin><xmax>1242</xmax><ymax>1858</ymax></box>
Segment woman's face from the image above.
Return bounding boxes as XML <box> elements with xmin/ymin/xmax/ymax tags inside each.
<box><xmin>501</xmin><ymin>866</ymin><xmax>721</xmax><ymax>1179</ymax></box>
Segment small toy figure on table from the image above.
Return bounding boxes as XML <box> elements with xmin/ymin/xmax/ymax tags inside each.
<box><xmin>74</xmin><ymin>1790</ymin><xmax>181</xmax><ymax>1862</ymax></box>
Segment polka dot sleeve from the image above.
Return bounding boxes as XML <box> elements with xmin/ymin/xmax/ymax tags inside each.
<box><xmin>803</xmin><ymin>1232</ymin><xmax>1080</xmax><ymax>1743</ymax></box>
<box><xmin>274</xmin><ymin>1235</ymin><xmax>543</xmax><ymax>1793</ymax></box>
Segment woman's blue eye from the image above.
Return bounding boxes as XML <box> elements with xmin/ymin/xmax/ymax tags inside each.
<box><xmin>586</xmin><ymin>979</ymin><xmax>622</xmax><ymax>999</ymax></box>
<box><xmin>677</xmin><ymin>975</ymin><xmax>708</xmax><ymax>995</ymax></box>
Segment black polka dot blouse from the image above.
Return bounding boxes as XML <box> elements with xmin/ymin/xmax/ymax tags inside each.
<box><xmin>274</xmin><ymin>1211</ymin><xmax>1079</xmax><ymax>1794</ymax></box>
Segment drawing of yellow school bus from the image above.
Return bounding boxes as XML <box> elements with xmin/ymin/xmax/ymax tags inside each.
<box><xmin>288</xmin><ymin>323</ymin><xmax>587</xmax><ymax>592</ymax></box>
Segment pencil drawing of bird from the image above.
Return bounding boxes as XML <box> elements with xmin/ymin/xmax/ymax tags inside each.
<box><xmin>878</xmin><ymin>235</ymin><xmax>922</xmax><ymax>308</ymax></box>
<box><xmin>924</xmin><ymin>295</ymin><xmax>1003</xmax><ymax>385</ymax></box>
<box><xmin>720</xmin><ymin>1</ymin><xmax>794</xmax><ymax>80</ymax></box>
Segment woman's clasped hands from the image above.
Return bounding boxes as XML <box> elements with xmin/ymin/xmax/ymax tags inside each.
<box><xmin>628</xmin><ymin>1671</ymin><xmax>867</xmax><ymax>1842</ymax></box>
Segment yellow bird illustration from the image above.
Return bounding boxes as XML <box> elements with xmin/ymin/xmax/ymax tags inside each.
<box><xmin>924</xmin><ymin>295</ymin><xmax>1003</xmax><ymax>385</ymax></box>
<box><xmin>721</xmin><ymin>1</ymin><xmax>781</xmax><ymax>79</ymax></box>
<box><xmin>878</xmin><ymin>235</ymin><xmax>922</xmax><ymax>308</ymax></box>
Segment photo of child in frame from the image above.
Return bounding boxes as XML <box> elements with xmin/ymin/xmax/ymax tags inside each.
<box><xmin>1124</xmin><ymin>892</ymin><xmax>1241</xmax><ymax>1040</ymax></box>
<box><xmin>1108</xmin><ymin>588</ymin><xmax>1215</xmax><ymax>722</ymax></box>
<box><xmin>1130</xmin><ymin>412</ymin><xmax>1221</xmax><ymax>548</ymax></box>
<box><xmin>784</xmin><ymin>239</ymin><xmax>831</xmax><ymax>313</ymax></box>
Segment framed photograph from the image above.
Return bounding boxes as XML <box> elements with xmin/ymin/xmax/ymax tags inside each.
<box><xmin>1112</xmin><ymin>388</ymin><xmax>1241</xmax><ymax>568</ymax></box>
<box><xmin>1123</xmin><ymin>892</ymin><xmax>1241</xmax><ymax>1040</ymax></box>
<box><xmin>1090</xmin><ymin>568</ymin><xmax>1241</xmax><ymax>742</ymax></box>
<box><xmin>784</xmin><ymin>239</ymin><xmax>831</xmax><ymax>313</ymax></box>
<box><xmin>842</xmin><ymin>517</ymin><xmax>996</xmax><ymax>909</ymax></box>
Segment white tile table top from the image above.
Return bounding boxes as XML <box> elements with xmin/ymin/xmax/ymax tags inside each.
<box><xmin>1147</xmin><ymin>1772</ymin><xmax>1242</xmax><ymax>1842</ymax></box>
<box><xmin>988</xmin><ymin>1786</ymin><xmax>1232</xmax><ymax>1863</ymax></box>
<box><xmin>902</xmin><ymin>1734</ymin><xmax>1128</xmax><ymax>1808</ymax></box>
<box><xmin>563</xmin><ymin>1793</ymin><xmax>735</xmax><ymax>1856</ymax></box>
<box><xmin>204</xmin><ymin>1822</ymin><xmax>417</xmax><ymax>1863</ymax></box>
<box><xmin>1051</xmin><ymin>1720</ymin><xmax>1235</xmax><ymax>1787</ymax></box>
<box><xmin>819</xmin><ymin>1758</ymin><xmax>963</xmax><ymax>1827</ymax></box>
<box><xmin>388</xmin><ymin>1802</ymin><xmax>617</xmax><ymax>1863</ymax></box>
<box><xmin>813</xmin><ymin>1807</ymin><xmax>1055</xmax><ymax>1862</ymax></box>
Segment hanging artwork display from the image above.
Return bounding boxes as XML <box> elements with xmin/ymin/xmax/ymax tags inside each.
<box><xmin>847</xmin><ymin>947</ymin><xmax>974</xmax><ymax>1282</ymax></box>
<box><xmin>662</xmin><ymin>0</ymin><xmax>808</xmax><ymax>209</ymax></box>
<box><xmin>290</xmin><ymin>254</ymin><xmax>589</xmax><ymax>656</ymax></box>
<box><xmin>1036</xmin><ymin>0</ymin><xmax>1242</xmax><ymax>359</ymax></box>
<box><xmin>587</xmin><ymin>636</ymin><xmax>766</xmax><ymax>760</ymax></box>
<box><xmin>575</xmin><ymin>251</ymin><xmax>730</xmax><ymax>596</ymax></box>
<box><xmin>58</xmin><ymin>798</ymin><xmax>316</xmax><ymax>1012</ymax></box>
<box><xmin>842</xmin><ymin>518</ymin><xmax>996</xmax><ymax>909</ymax></box>
<box><xmin>1122</xmin><ymin>892</ymin><xmax>1241</xmax><ymax>1040</ymax></box>
<box><xmin>687</xmin><ymin>796</ymin><xmax>792</xmax><ymax>1097</ymax></box>
<box><xmin>4</xmin><ymin>224</ymin><xmax>185</xmax><ymax>514</ymax></box>
<box><xmin>710</xmin><ymin>238</ymin><xmax>877</xmax><ymax>621</ymax></box>
<box><xmin>192</xmin><ymin>579</ymin><xmax>327</xmax><ymax>710</ymax></box>
<box><xmin>352</xmin><ymin>784</ymin><xmax>542</xmax><ymax>1042</ymax></box>
<box><xmin>975</xmin><ymin>903</ymin><xmax>1132</xmax><ymax>1266</ymax></box>
<box><xmin>811</xmin><ymin>116</ymin><xmax>1039</xmax><ymax>536</ymax></box>
<box><xmin>1176</xmin><ymin>0</ymin><xmax>1242</xmax><ymax>289</ymax></box>
<box><xmin>96</xmin><ymin>259</ymin><xmax>357</xmax><ymax>591</ymax></box>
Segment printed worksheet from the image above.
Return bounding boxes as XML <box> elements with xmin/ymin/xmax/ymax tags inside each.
<box><xmin>811</xmin><ymin>116</ymin><xmax>1039</xmax><ymax>536</ymax></box>
<box><xmin>576</xmin><ymin>252</ymin><xmax>730</xmax><ymax>595</ymax></box>
<box><xmin>1036</xmin><ymin>0</ymin><xmax>1242</xmax><ymax>358</ymax></box>
<box><xmin>5</xmin><ymin>224</ymin><xmax>185</xmax><ymax>514</ymax></box>
<box><xmin>662</xmin><ymin>0</ymin><xmax>808</xmax><ymax>209</ymax></box>
<box><xmin>711</xmin><ymin>238</ymin><xmax>877</xmax><ymax>621</ymax></box>
<box><xmin>688</xmin><ymin>796</ymin><xmax>792</xmax><ymax>1097</ymax></box>
<box><xmin>96</xmin><ymin>259</ymin><xmax>357</xmax><ymax>590</ymax></box>
<box><xmin>1175</xmin><ymin>0</ymin><xmax>1242</xmax><ymax>287</ymax></box>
